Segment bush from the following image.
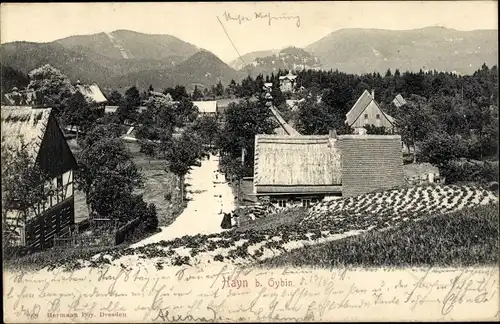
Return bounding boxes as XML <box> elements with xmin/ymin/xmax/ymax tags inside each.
<box><xmin>441</xmin><ymin>160</ymin><xmax>499</xmax><ymax>184</ymax></box>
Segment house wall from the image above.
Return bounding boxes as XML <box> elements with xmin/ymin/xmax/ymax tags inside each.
<box><xmin>24</xmin><ymin>197</ymin><xmax>75</xmax><ymax>249</ymax></box>
<box><xmin>267</xmin><ymin>193</ymin><xmax>335</xmax><ymax>208</ymax></box>
<box><xmin>339</xmin><ymin>136</ymin><xmax>404</xmax><ymax>197</ymax></box>
<box><xmin>351</xmin><ymin>100</ymin><xmax>393</xmax><ymax>131</ymax></box>
<box><xmin>280</xmin><ymin>80</ymin><xmax>294</xmax><ymax>92</ymax></box>
<box><xmin>31</xmin><ymin>113</ymin><xmax>77</xmax><ymax>248</ymax></box>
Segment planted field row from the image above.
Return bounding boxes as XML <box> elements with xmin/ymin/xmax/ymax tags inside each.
<box><xmin>49</xmin><ymin>184</ymin><xmax>498</xmax><ymax>271</ymax></box>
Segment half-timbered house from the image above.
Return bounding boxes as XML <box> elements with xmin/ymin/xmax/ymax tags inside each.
<box><xmin>1</xmin><ymin>106</ymin><xmax>78</xmax><ymax>249</ymax></box>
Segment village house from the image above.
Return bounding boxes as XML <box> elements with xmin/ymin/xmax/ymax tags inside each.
<box><xmin>392</xmin><ymin>93</ymin><xmax>407</xmax><ymax>108</ymax></box>
<box><xmin>279</xmin><ymin>72</ymin><xmax>297</xmax><ymax>93</ymax></box>
<box><xmin>346</xmin><ymin>90</ymin><xmax>395</xmax><ymax>134</ymax></box>
<box><xmin>2</xmin><ymin>88</ymin><xmax>37</xmax><ymax>106</ymax></box>
<box><xmin>1</xmin><ymin>106</ymin><xmax>78</xmax><ymax>249</ymax></box>
<box><xmin>74</xmin><ymin>80</ymin><xmax>108</xmax><ymax>111</ymax></box>
<box><xmin>253</xmin><ymin>131</ymin><xmax>404</xmax><ymax>206</ymax></box>
<box><xmin>264</xmin><ymin>82</ymin><xmax>273</xmax><ymax>91</ymax></box>
<box><xmin>193</xmin><ymin>100</ymin><xmax>218</xmax><ymax>117</ymax></box>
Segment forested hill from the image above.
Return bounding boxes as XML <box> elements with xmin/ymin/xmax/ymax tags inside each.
<box><xmin>305</xmin><ymin>27</ymin><xmax>498</xmax><ymax>75</ymax></box>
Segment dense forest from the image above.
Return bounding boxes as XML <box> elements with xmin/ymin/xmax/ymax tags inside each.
<box><xmin>218</xmin><ymin>64</ymin><xmax>498</xmax><ymax>183</ymax></box>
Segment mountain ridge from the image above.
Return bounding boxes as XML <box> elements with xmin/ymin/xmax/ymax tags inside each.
<box><xmin>1</xmin><ymin>27</ymin><xmax>497</xmax><ymax>92</ymax></box>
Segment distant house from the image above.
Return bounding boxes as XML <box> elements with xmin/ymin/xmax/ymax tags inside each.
<box><xmin>2</xmin><ymin>88</ymin><xmax>37</xmax><ymax>106</ymax></box>
<box><xmin>392</xmin><ymin>94</ymin><xmax>407</xmax><ymax>108</ymax></box>
<box><xmin>279</xmin><ymin>72</ymin><xmax>297</xmax><ymax>93</ymax></box>
<box><xmin>193</xmin><ymin>100</ymin><xmax>218</xmax><ymax>117</ymax></box>
<box><xmin>346</xmin><ymin>90</ymin><xmax>395</xmax><ymax>134</ymax></box>
<box><xmin>253</xmin><ymin>132</ymin><xmax>404</xmax><ymax>206</ymax></box>
<box><xmin>75</xmin><ymin>81</ymin><xmax>108</xmax><ymax>110</ymax></box>
<box><xmin>264</xmin><ymin>83</ymin><xmax>273</xmax><ymax>91</ymax></box>
<box><xmin>1</xmin><ymin>106</ymin><xmax>78</xmax><ymax>249</ymax></box>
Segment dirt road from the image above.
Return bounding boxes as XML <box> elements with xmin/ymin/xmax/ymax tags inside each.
<box><xmin>130</xmin><ymin>154</ymin><xmax>235</xmax><ymax>247</ymax></box>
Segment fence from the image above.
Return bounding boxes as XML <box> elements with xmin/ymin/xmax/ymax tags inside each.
<box><xmin>115</xmin><ymin>217</ymin><xmax>142</xmax><ymax>245</ymax></box>
<box><xmin>53</xmin><ymin>233</ymin><xmax>114</xmax><ymax>248</ymax></box>
<box><xmin>54</xmin><ymin>217</ymin><xmax>142</xmax><ymax>248</ymax></box>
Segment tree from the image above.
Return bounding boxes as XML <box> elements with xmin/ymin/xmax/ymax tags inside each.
<box><xmin>164</xmin><ymin>85</ymin><xmax>189</xmax><ymax>101</ymax></box>
<box><xmin>116</xmin><ymin>86</ymin><xmax>141</xmax><ymax>124</ymax></box>
<box><xmin>136</xmin><ymin>94</ymin><xmax>177</xmax><ymax>159</ymax></box>
<box><xmin>393</xmin><ymin>97</ymin><xmax>435</xmax><ymax>155</ymax></box>
<box><xmin>75</xmin><ymin>137</ymin><xmax>143</xmax><ymax>221</ymax></box>
<box><xmin>271</xmin><ymin>77</ymin><xmax>286</xmax><ymax>107</ymax></box>
<box><xmin>108</xmin><ymin>90</ymin><xmax>124</xmax><ymax>106</ymax></box>
<box><xmin>164</xmin><ymin>129</ymin><xmax>204</xmax><ymax>200</ymax></box>
<box><xmin>61</xmin><ymin>91</ymin><xmax>98</xmax><ymax>136</ymax></box>
<box><xmin>27</xmin><ymin>64</ymin><xmax>74</xmax><ymax>112</ymax></box>
<box><xmin>365</xmin><ymin>125</ymin><xmax>387</xmax><ymax>135</ymax></box>
<box><xmin>228</xmin><ymin>79</ymin><xmax>238</xmax><ymax>97</ymax></box>
<box><xmin>125</xmin><ymin>86</ymin><xmax>141</xmax><ymax>107</ymax></box>
<box><xmin>219</xmin><ymin>99</ymin><xmax>277</xmax><ymax>178</ymax></box>
<box><xmin>192</xmin><ymin>114</ymin><xmax>220</xmax><ymax>147</ymax></box>
<box><xmin>78</xmin><ymin>123</ymin><xmax>123</xmax><ymax>149</ymax></box>
<box><xmin>417</xmin><ymin>132</ymin><xmax>469</xmax><ymax>167</ymax></box>
<box><xmin>2</xmin><ymin>138</ymin><xmax>52</xmax><ymax>250</ymax></box>
<box><xmin>192</xmin><ymin>85</ymin><xmax>203</xmax><ymax>100</ymax></box>
<box><xmin>175</xmin><ymin>98</ymin><xmax>199</xmax><ymax>125</ymax></box>
<box><xmin>215</xmin><ymin>81</ymin><xmax>224</xmax><ymax>97</ymax></box>
<box><xmin>295</xmin><ymin>96</ymin><xmax>351</xmax><ymax>135</ymax></box>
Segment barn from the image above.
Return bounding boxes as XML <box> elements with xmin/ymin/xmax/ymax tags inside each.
<box><xmin>253</xmin><ymin>131</ymin><xmax>404</xmax><ymax>206</ymax></box>
<box><xmin>1</xmin><ymin>106</ymin><xmax>78</xmax><ymax>249</ymax></box>
<box><xmin>346</xmin><ymin>90</ymin><xmax>395</xmax><ymax>134</ymax></box>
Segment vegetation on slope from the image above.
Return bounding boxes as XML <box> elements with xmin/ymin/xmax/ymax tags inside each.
<box><xmin>260</xmin><ymin>203</ymin><xmax>499</xmax><ymax>268</ymax></box>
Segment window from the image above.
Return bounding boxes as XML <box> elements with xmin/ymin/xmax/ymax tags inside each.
<box><xmin>364</xmin><ymin>114</ymin><xmax>369</xmax><ymax>119</ymax></box>
<box><xmin>277</xmin><ymin>200</ymin><xmax>287</xmax><ymax>208</ymax></box>
<box><xmin>376</xmin><ymin>114</ymin><xmax>380</xmax><ymax>119</ymax></box>
<box><xmin>302</xmin><ymin>199</ymin><xmax>312</xmax><ymax>208</ymax></box>
<box><xmin>57</xmin><ymin>175</ymin><xmax>64</xmax><ymax>202</ymax></box>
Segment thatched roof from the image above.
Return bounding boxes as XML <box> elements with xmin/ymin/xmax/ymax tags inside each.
<box><xmin>193</xmin><ymin>100</ymin><xmax>217</xmax><ymax>114</ymax></box>
<box><xmin>3</xmin><ymin>90</ymin><xmax>36</xmax><ymax>106</ymax></box>
<box><xmin>254</xmin><ymin>134</ymin><xmax>342</xmax><ymax>194</ymax></box>
<box><xmin>76</xmin><ymin>83</ymin><xmax>107</xmax><ymax>104</ymax></box>
<box><xmin>270</xmin><ymin>106</ymin><xmax>300</xmax><ymax>136</ymax></box>
<box><xmin>346</xmin><ymin>90</ymin><xmax>395</xmax><ymax>126</ymax></box>
<box><xmin>1</xmin><ymin>106</ymin><xmax>52</xmax><ymax>162</ymax></box>
<box><xmin>254</xmin><ymin>133</ymin><xmax>405</xmax><ymax>196</ymax></box>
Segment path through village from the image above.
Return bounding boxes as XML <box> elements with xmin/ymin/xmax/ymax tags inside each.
<box><xmin>130</xmin><ymin>154</ymin><xmax>235</xmax><ymax>248</ymax></box>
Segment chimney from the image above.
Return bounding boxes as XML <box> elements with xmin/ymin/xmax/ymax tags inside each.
<box><xmin>329</xmin><ymin>129</ymin><xmax>337</xmax><ymax>139</ymax></box>
<box><xmin>371</xmin><ymin>89</ymin><xmax>375</xmax><ymax>98</ymax></box>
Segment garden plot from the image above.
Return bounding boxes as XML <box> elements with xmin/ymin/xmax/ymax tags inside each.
<box><xmin>47</xmin><ymin>184</ymin><xmax>498</xmax><ymax>271</ymax></box>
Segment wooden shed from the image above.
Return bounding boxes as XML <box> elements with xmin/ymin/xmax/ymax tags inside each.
<box><xmin>1</xmin><ymin>106</ymin><xmax>78</xmax><ymax>249</ymax></box>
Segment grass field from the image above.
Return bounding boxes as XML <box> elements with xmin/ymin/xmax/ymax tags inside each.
<box><xmin>71</xmin><ymin>140</ymin><xmax>185</xmax><ymax>227</ymax></box>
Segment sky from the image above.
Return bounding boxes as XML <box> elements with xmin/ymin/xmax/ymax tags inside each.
<box><xmin>1</xmin><ymin>1</ymin><xmax>498</xmax><ymax>63</ymax></box>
